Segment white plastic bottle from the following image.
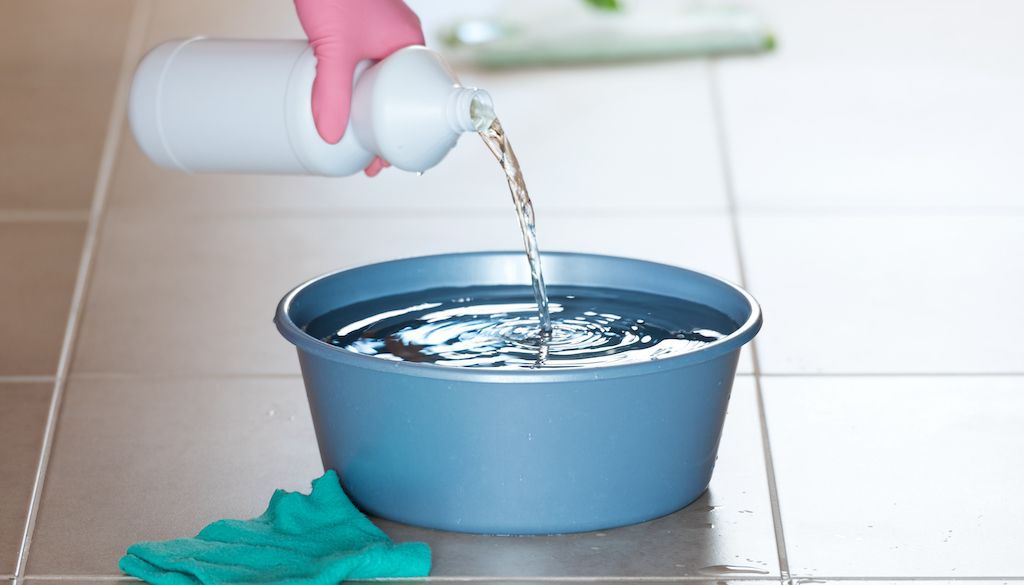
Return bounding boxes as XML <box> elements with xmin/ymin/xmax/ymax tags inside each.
<box><xmin>128</xmin><ymin>39</ymin><xmax>492</xmax><ymax>176</ymax></box>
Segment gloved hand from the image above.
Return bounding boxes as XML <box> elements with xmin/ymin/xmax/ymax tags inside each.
<box><xmin>294</xmin><ymin>0</ymin><xmax>425</xmax><ymax>176</ymax></box>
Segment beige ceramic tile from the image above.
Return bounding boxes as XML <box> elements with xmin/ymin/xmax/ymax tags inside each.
<box><xmin>0</xmin><ymin>222</ymin><xmax>85</xmax><ymax>376</ymax></box>
<box><xmin>26</xmin><ymin>376</ymin><xmax>323</xmax><ymax>575</ymax></box>
<box><xmin>142</xmin><ymin>0</ymin><xmax>496</xmax><ymax>42</ymax></box>
<box><xmin>0</xmin><ymin>383</ymin><xmax>52</xmax><ymax>575</ymax></box>
<box><xmin>141</xmin><ymin>0</ymin><xmax>507</xmax><ymax>44</ymax></box>
<box><xmin>0</xmin><ymin>0</ymin><xmax>134</xmax><ymax>211</ymax></box>
<box><xmin>718</xmin><ymin>0</ymin><xmax>1024</xmax><ymax>210</ymax></box>
<box><xmin>27</xmin><ymin>378</ymin><xmax>774</xmax><ymax>578</ymax></box>
<box><xmin>728</xmin><ymin>0</ymin><xmax>1024</xmax><ymax>71</ymax></box>
<box><xmin>111</xmin><ymin>0</ymin><xmax>724</xmax><ymax>214</ymax></box>
<box><xmin>739</xmin><ymin>215</ymin><xmax>1024</xmax><ymax>374</ymax></box>
<box><xmin>762</xmin><ymin>376</ymin><xmax>1024</xmax><ymax>577</ymax></box>
<box><xmin>71</xmin><ymin>209</ymin><xmax>739</xmax><ymax>376</ymax></box>
<box><xmin>382</xmin><ymin>379</ymin><xmax>779</xmax><ymax>578</ymax></box>
<box><xmin>143</xmin><ymin>0</ymin><xmax>304</xmax><ymax>40</ymax></box>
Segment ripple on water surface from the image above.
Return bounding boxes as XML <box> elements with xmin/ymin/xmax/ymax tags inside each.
<box><xmin>305</xmin><ymin>285</ymin><xmax>739</xmax><ymax>370</ymax></box>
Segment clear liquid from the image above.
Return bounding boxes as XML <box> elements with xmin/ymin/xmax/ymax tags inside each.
<box><xmin>476</xmin><ymin>114</ymin><xmax>552</xmax><ymax>334</ymax></box>
<box><xmin>308</xmin><ymin>285</ymin><xmax>737</xmax><ymax>370</ymax></box>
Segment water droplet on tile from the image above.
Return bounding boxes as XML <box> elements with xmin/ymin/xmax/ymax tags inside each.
<box><xmin>416</xmin><ymin>171</ymin><xmax>424</xmax><ymax>177</ymax></box>
<box><xmin>698</xmin><ymin>564</ymin><xmax>770</xmax><ymax>576</ymax></box>
<box><xmin>267</xmin><ymin>409</ymin><xmax>276</xmax><ymax>417</ymax></box>
<box><xmin>590</xmin><ymin>546</ymin><xmax>601</xmax><ymax>551</ymax></box>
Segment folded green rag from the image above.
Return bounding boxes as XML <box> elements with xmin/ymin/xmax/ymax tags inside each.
<box><xmin>119</xmin><ymin>470</ymin><xmax>430</xmax><ymax>585</ymax></box>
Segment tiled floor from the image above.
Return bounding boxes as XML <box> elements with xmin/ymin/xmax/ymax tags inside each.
<box><xmin>2</xmin><ymin>1</ymin><xmax>1023</xmax><ymax>585</ymax></box>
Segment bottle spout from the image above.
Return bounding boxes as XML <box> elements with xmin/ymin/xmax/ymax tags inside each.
<box><xmin>448</xmin><ymin>87</ymin><xmax>494</xmax><ymax>133</ymax></box>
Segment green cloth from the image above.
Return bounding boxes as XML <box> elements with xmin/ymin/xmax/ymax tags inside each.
<box><xmin>119</xmin><ymin>471</ymin><xmax>430</xmax><ymax>585</ymax></box>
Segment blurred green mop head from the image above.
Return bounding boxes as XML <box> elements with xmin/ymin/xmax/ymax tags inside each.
<box><xmin>440</xmin><ymin>0</ymin><xmax>774</xmax><ymax>68</ymax></box>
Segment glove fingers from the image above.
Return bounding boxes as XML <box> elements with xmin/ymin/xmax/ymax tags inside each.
<box><xmin>379</xmin><ymin>30</ymin><xmax>425</xmax><ymax>57</ymax></box>
<box><xmin>310</xmin><ymin>46</ymin><xmax>358</xmax><ymax>144</ymax></box>
<box><xmin>364</xmin><ymin>156</ymin><xmax>387</xmax><ymax>177</ymax></box>
<box><xmin>394</xmin><ymin>21</ymin><xmax>426</xmax><ymax>47</ymax></box>
<box><xmin>368</xmin><ymin>9</ymin><xmax>426</xmax><ymax>58</ymax></box>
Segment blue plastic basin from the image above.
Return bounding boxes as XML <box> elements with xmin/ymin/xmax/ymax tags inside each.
<box><xmin>275</xmin><ymin>252</ymin><xmax>761</xmax><ymax>534</ymax></box>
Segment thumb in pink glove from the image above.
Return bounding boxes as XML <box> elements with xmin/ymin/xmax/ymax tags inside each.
<box><xmin>294</xmin><ymin>0</ymin><xmax>425</xmax><ymax>177</ymax></box>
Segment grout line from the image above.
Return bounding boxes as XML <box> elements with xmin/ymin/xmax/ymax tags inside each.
<box><xmin>18</xmin><ymin>577</ymin><xmax>1024</xmax><ymax>584</ymax></box>
<box><xmin>97</xmin><ymin>203</ymin><xmax>1024</xmax><ymax>221</ymax></box>
<box><xmin>69</xmin><ymin>371</ymin><xmax>303</xmax><ymax>381</ymax></box>
<box><xmin>19</xmin><ymin>577</ymin><xmax>784</xmax><ymax>583</ymax></box>
<box><xmin>110</xmin><ymin>206</ymin><xmax>732</xmax><ymax>221</ymax></box>
<box><xmin>65</xmin><ymin>371</ymin><xmax>1024</xmax><ymax>381</ymax></box>
<box><xmin>0</xmin><ymin>376</ymin><xmax>56</xmax><ymax>384</ymax></box>
<box><xmin>790</xmin><ymin>578</ymin><xmax>1024</xmax><ymax>582</ymax></box>
<box><xmin>55</xmin><ymin>369</ymin><xmax>1024</xmax><ymax>386</ymax></box>
<box><xmin>20</xmin><ymin>579</ymin><xmax>137</xmax><ymax>583</ymax></box>
<box><xmin>737</xmin><ymin>205</ymin><xmax>1024</xmax><ymax>218</ymax></box>
<box><xmin>250</xmin><ymin>207</ymin><xmax>731</xmax><ymax>217</ymax></box>
<box><xmin>755</xmin><ymin>371</ymin><xmax>1024</xmax><ymax>378</ymax></box>
<box><xmin>17</xmin><ymin>578</ymin><xmax>778</xmax><ymax>583</ymax></box>
<box><xmin>706</xmin><ymin>59</ymin><xmax>791</xmax><ymax>584</ymax></box>
<box><xmin>383</xmin><ymin>578</ymin><xmax>781</xmax><ymax>582</ymax></box>
<box><xmin>20</xmin><ymin>579</ymin><xmax>136</xmax><ymax>583</ymax></box>
<box><xmin>12</xmin><ymin>2</ymin><xmax>153</xmax><ymax>582</ymax></box>
<box><xmin>748</xmin><ymin>365</ymin><xmax>791</xmax><ymax>585</ymax></box>
<box><xmin>0</xmin><ymin>211</ymin><xmax>91</xmax><ymax>223</ymax></box>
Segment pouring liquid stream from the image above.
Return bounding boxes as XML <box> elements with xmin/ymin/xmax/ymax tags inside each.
<box><xmin>473</xmin><ymin>104</ymin><xmax>553</xmax><ymax>337</ymax></box>
<box><xmin>312</xmin><ymin>99</ymin><xmax>741</xmax><ymax>370</ymax></box>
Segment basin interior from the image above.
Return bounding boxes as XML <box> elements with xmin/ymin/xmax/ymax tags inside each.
<box><xmin>286</xmin><ymin>252</ymin><xmax>756</xmax><ymax>337</ymax></box>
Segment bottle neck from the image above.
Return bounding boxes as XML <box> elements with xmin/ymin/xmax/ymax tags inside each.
<box><xmin>447</xmin><ymin>87</ymin><xmax>494</xmax><ymax>134</ymax></box>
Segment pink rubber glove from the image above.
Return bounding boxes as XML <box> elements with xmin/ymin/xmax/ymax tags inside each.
<box><xmin>294</xmin><ymin>0</ymin><xmax>425</xmax><ymax>177</ymax></box>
